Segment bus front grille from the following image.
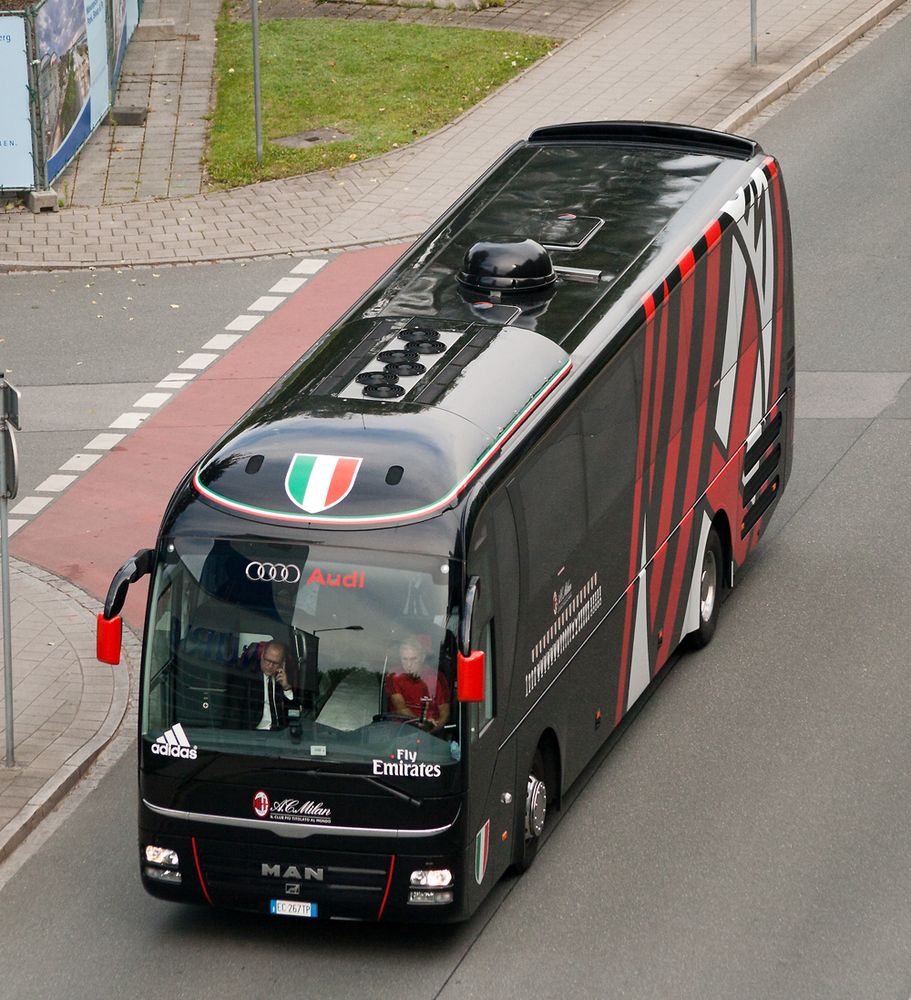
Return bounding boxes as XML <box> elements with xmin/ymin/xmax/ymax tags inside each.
<box><xmin>195</xmin><ymin>838</ymin><xmax>392</xmax><ymax>915</ymax></box>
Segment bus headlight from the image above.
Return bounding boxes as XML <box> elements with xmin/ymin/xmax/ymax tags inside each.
<box><xmin>408</xmin><ymin>868</ymin><xmax>453</xmax><ymax>903</ymax></box>
<box><xmin>410</xmin><ymin>868</ymin><xmax>453</xmax><ymax>888</ymax></box>
<box><xmin>143</xmin><ymin>845</ymin><xmax>182</xmax><ymax>884</ymax></box>
<box><xmin>145</xmin><ymin>845</ymin><xmax>179</xmax><ymax>867</ymax></box>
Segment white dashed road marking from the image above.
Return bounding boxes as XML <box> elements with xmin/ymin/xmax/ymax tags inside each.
<box><xmin>109</xmin><ymin>412</ymin><xmax>148</xmax><ymax>429</ymax></box>
<box><xmin>225</xmin><ymin>315</ymin><xmax>262</xmax><ymax>332</ymax></box>
<box><xmin>85</xmin><ymin>433</ymin><xmax>125</xmax><ymax>450</ymax></box>
<box><xmin>248</xmin><ymin>296</ymin><xmax>284</xmax><ymax>312</ymax></box>
<box><xmin>1</xmin><ymin>258</ymin><xmax>331</xmax><ymax>539</ymax></box>
<box><xmin>10</xmin><ymin>497</ymin><xmax>53</xmax><ymax>516</ymax></box>
<box><xmin>269</xmin><ymin>277</ymin><xmax>306</xmax><ymax>294</ymax></box>
<box><xmin>36</xmin><ymin>475</ymin><xmax>77</xmax><ymax>493</ymax></box>
<box><xmin>60</xmin><ymin>454</ymin><xmax>101</xmax><ymax>472</ymax></box>
<box><xmin>291</xmin><ymin>259</ymin><xmax>327</xmax><ymax>276</ymax></box>
<box><xmin>157</xmin><ymin>372</ymin><xmax>196</xmax><ymax>389</ymax></box>
<box><xmin>178</xmin><ymin>353</ymin><xmax>218</xmax><ymax>370</ymax></box>
<box><xmin>203</xmin><ymin>334</ymin><xmax>242</xmax><ymax>351</ymax></box>
<box><xmin>133</xmin><ymin>392</ymin><xmax>172</xmax><ymax>409</ymax></box>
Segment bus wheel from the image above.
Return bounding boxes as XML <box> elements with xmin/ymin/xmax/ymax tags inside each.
<box><xmin>686</xmin><ymin>527</ymin><xmax>723</xmax><ymax>650</ymax></box>
<box><xmin>512</xmin><ymin>749</ymin><xmax>548</xmax><ymax>873</ymax></box>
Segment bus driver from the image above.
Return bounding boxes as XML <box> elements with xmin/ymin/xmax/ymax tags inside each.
<box><xmin>385</xmin><ymin>636</ymin><xmax>451</xmax><ymax>734</ymax></box>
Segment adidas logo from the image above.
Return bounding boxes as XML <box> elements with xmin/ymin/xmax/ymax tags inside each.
<box><xmin>151</xmin><ymin>723</ymin><xmax>198</xmax><ymax>760</ymax></box>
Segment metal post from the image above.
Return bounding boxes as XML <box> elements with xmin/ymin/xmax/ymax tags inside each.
<box><xmin>251</xmin><ymin>0</ymin><xmax>263</xmax><ymax>165</ymax></box>
<box><xmin>0</xmin><ymin>432</ymin><xmax>14</xmax><ymax>767</ymax></box>
<box><xmin>24</xmin><ymin>8</ymin><xmax>49</xmax><ymax>189</ymax></box>
<box><xmin>750</xmin><ymin>0</ymin><xmax>758</xmax><ymax>66</ymax></box>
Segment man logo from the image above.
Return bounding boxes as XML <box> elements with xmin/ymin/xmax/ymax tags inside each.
<box><xmin>261</xmin><ymin>864</ymin><xmax>325</xmax><ymax>881</ymax></box>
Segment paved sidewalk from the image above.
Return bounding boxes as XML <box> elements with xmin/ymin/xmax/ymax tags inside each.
<box><xmin>0</xmin><ymin>559</ymin><xmax>133</xmax><ymax>864</ymax></box>
<box><xmin>232</xmin><ymin>0</ymin><xmax>621</xmax><ymax>38</ymax></box>
<box><xmin>58</xmin><ymin>0</ymin><xmax>220</xmax><ymax>207</ymax></box>
<box><xmin>1</xmin><ymin>0</ymin><xmax>908</xmax><ymax>269</ymax></box>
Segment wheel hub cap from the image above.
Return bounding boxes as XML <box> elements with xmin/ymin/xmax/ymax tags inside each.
<box><xmin>526</xmin><ymin>774</ymin><xmax>547</xmax><ymax>839</ymax></box>
<box><xmin>700</xmin><ymin>548</ymin><xmax>717</xmax><ymax>623</ymax></box>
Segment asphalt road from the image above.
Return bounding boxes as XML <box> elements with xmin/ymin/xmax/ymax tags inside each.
<box><xmin>2</xmin><ymin>12</ymin><xmax>911</xmax><ymax>999</ymax></box>
<box><xmin>0</xmin><ymin>258</ymin><xmax>296</xmax><ymax>501</ymax></box>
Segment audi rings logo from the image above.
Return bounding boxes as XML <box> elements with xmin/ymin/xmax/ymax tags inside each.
<box><xmin>245</xmin><ymin>562</ymin><xmax>302</xmax><ymax>583</ymax></box>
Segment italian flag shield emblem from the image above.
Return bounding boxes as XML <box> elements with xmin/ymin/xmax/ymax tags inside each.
<box><xmin>285</xmin><ymin>453</ymin><xmax>363</xmax><ymax>514</ymax></box>
<box><xmin>474</xmin><ymin>819</ymin><xmax>490</xmax><ymax>885</ymax></box>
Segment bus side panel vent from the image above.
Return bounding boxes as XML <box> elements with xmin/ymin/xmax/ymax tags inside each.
<box><xmin>741</xmin><ymin>477</ymin><xmax>780</xmax><ymax>538</ymax></box>
<box><xmin>743</xmin><ymin>411</ymin><xmax>782</xmax><ymax>472</ymax></box>
<box><xmin>742</xmin><ymin>444</ymin><xmax>781</xmax><ymax>507</ymax></box>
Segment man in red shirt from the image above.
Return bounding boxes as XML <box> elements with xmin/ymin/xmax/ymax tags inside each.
<box><xmin>385</xmin><ymin>636</ymin><xmax>451</xmax><ymax>734</ymax></box>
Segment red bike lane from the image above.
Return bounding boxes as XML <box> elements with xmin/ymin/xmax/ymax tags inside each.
<box><xmin>9</xmin><ymin>244</ymin><xmax>407</xmax><ymax>630</ymax></box>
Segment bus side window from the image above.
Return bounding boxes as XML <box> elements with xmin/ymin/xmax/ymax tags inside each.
<box><xmin>514</xmin><ymin>414</ymin><xmax>587</xmax><ymax>595</ymax></box>
<box><xmin>146</xmin><ymin>580</ymin><xmax>177</xmax><ymax>732</ymax></box>
<box><xmin>470</xmin><ymin>620</ymin><xmax>495</xmax><ymax>739</ymax></box>
<box><xmin>581</xmin><ymin>350</ymin><xmax>639</xmax><ymax>525</ymax></box>
<box><xmin>468</xmin><ymin>510</ymin><xmax>497</xmax><ymax>739</ymax></box>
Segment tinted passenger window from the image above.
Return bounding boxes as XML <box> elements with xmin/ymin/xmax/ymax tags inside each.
<box><xmin>581</xmin><ymin>351</ymin><xmax>640</xmax><ymax>526</ymax></box>
<box><xmin>516</xmin><ymin>414</ymin><xmax>587</xmax><ymax>583</ymax></box>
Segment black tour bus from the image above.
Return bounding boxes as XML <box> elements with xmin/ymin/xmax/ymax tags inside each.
<box><xmin>99</xmin><ymin>121</ymin><xmax>794</xmax><ymax>923</ymax></box>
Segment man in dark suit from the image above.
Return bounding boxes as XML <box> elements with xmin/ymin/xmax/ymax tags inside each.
<box><xmin>227</xmin><ymin>640</ymin><xmax>299</xmax><ymax>730</ymax></box>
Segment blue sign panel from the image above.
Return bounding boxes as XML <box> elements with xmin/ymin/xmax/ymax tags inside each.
<box><xmin>85</xmin><ymin>0</ymin><xmax>110</xmax><ymax>132</ymax></box>
<box><xmin>35</xmin><ymin>0</ymin><xmax>101</xmax><ymax>183</ymax></box>
<box><xmin>0</xmin><ymin>18</ymin><xmax>35</xmax><ymax>189</ymax></box>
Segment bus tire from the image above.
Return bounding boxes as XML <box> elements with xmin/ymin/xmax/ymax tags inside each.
<box><xmin>511</xmin><ymin>748</ymin><xmax>548</xmax><ymax>874</ymax></box>
<box><xmin>685</xmin><ymin>526</ymin><xmax>723</xmax><ymax>650</ymax></box>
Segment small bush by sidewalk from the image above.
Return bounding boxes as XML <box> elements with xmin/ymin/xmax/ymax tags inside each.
<box><xmin>207</xmin><ymin>14</ymin><xmax>555</xmax><ymax>187</ymax></box>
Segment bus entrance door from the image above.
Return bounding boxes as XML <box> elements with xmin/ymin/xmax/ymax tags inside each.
<box><xmin>463</xmin><ymin>495</ymin><xmax>520</xmax><ymax>904</ymax></box>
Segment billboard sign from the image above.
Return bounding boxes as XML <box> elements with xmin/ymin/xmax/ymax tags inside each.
<box><xmin>35</xmin><ymin>0</ymin><xmax>114</xmax><ymax>183</ymax></box>
<box><xmin>85</xmin><ymin>0</ymin><xmax>111</xmax><ymax>133</ymax></box>
<box><xmin>110</xmin><ymin>0</ymin><xmax>137</xmax><ymax>87</ymax></box>
<box><xmin>0</xmin><ymin>18</ymin><xmax>35</xmax><ymax>189</ymax></box>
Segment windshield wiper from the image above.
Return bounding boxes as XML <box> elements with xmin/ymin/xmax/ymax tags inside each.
<box><xmin>300</xmin><ymin>769</ymin><xmax>423</xmax><ymax>808</ymax></box>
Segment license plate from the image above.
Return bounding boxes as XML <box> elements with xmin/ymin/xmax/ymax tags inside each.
<box><xmin>270</xmin><ymin>899</ymin><xmax>317</xmax><ymax>918</ymax></box>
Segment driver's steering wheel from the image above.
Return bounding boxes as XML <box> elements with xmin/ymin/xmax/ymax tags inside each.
<box><xmin>372</xmin><ymin>712</ymin><xmax>433</xmax><ymax>731</ymax></box>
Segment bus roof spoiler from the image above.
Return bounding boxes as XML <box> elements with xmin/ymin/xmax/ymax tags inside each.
<box><xmin>526</xmin><ymin>120</ymin><xmax>761</xmax><ymax>160</ymax></box>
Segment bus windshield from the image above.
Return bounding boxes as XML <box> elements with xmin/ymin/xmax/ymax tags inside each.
<box><xmin>141</xmin><ymin>537</ymin><xmax>461</xmax><ymax>769</ymax></box>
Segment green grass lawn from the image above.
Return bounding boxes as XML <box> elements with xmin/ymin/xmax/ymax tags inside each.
<box><xmin>207</xmin><ymin>15</ymin><xmax>557</xmax><ymax>187</ymax></box>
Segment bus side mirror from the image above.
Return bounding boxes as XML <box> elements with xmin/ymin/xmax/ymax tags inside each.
<box><xmin>457</xmin><ymin>650</ymin><xmax>485</xmax><ymax>703</ymax></box>
<box><xmin>459</xmin><ymin>575</ymin><xmax>480</xmax><ymax>657</ymax></box>
<box><xmin>103</xmin><ymin>547</ymin><xmax>154</xmax><ymax>619</ymax></box>
<box><xmin>97</xmin><ymin>614</ymin><xmax>123</xmax><ymax>665</ymax></box>
<box><xmin>97</xmin><ymin>547</ymin><xmax>154</xmax><ymax>665</ymax></box>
